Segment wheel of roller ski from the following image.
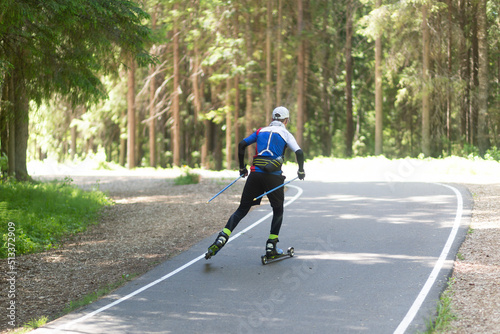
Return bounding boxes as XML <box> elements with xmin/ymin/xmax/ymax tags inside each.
<box><xmin>205</xmin><ymin>249</ymin><xmax>214</xmax><ymax>260</ymax></box>
<box><xmin>261</xmin><ymin>246</ymin><xmax>294</xmax><ymax>265</ymax></box>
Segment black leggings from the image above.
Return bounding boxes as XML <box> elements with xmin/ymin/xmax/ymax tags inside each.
<box><xmin>224</xmin><ymin>172</ymin><xmax>285</xmax><ymax>236</ymax></box>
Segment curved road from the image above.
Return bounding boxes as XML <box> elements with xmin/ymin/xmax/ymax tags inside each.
<box><xmin>35</xmin><ymin>181</ymin><xmax>471</xmax><ymax>334</ymax></box>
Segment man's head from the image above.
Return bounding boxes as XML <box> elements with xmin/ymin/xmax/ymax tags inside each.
<box><xmin>272</xmin><ymin>106</ymin><xmax>289</xmax><ymax>124</ymax></box>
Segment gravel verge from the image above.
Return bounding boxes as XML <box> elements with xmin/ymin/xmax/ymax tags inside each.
<box><xmin>445</xmin><ymin>183</ymin><xmax>500</xmax><ymax>333</ymax></box>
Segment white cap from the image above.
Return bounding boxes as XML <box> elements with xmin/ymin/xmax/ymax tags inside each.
<box><xmin>272</xmin><ymin>106</ymin><xmax>289</xmax><ymax>120</ymax></box>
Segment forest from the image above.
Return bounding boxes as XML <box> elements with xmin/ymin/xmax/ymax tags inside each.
<box><xmin>0</xmin><ymin>0</ymin><xmax>499</xmax><ymax>180</ymax></box>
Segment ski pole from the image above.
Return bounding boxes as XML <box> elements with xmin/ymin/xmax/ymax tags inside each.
<box><xmin>253</xmin><ymin>176</ymin><xmax>299</xmax><ymax>201</ymax></box>
<box><xmin>207</xmin><ymin>175</ymin><xmax>244</xmax><ymax>203</ymax></box>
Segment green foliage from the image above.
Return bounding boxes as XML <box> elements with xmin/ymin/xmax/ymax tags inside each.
<box><xmin>174</xmin><ymin>168</ymin><xmax>200</xmax><ymax>185</ymax></box>
<box><xmin>1</xmin><ymin>0</ymin><xmax>151</xmax><ymax>103</ymax></box>
<box><xmin>3</xmin><ymin>0</ymin><xmax>497</xmax><ymax>170</ymax></box>
<box><xmin>0</xmin><ymin>179</ymin><xmax>112</xmax><ymax>258</ymax></box>
<box><xmin>484</xmin><ymin>147</ymin><xmax>500</xmax><ymax>161</ymax></box>
<box><xmin>0</xmin><ymin>152</ymin><xmax>7</xmax><ymax>174</ymax></box>
<box><xmin>23</xmin><ymin>316</ymin><xmax>49</xmax><ymax>330</ymax></box>
<box><xmin>422</xmin><ymin>280</ymin><xmax>456</xmax><ymax>333</ymax></box>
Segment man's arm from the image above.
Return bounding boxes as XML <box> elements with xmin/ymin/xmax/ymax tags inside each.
<box><xmin>238</xmin><ymin>140</ymin><xmax>249</xmax><ymax>168</ymax></box>
<box><xmin>295</xmin><ymin>149</ymin><xmax>305</xmax><ymax>180</ymax></box>
<box><xmin>238</xmin><ymin>140</ymin><xmax>249</xmax><ymax>176</ymax></box>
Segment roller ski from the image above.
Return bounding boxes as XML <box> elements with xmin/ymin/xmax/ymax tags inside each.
<box><xmin>261</xmin><ymin>239</ymin><xmax>294</xmax><ymax>265</ymax></box>
<box><xmin>205</xmin><ymin>231</ymin><xmax>229</xmax><ymax>260</ymax></box>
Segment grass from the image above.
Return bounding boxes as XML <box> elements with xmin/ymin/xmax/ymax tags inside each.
<box><xmin>422</xmin><ymin>279</ymin><xmax>457</xmax><ymax>333</ymax></box>
<box><xmin>174</xmin><ymin>168</ymin><xmax>200</xmax><ymax>185</ymax></box>
<box><xmin>0</xmin><ymin>177</ymin><xmax>112</xmax><ymax>258</ymax></box>
<box><xmin>24</xmin><ymin>316</ymin><xmax>49</xmax><ymax>330</ymax></box>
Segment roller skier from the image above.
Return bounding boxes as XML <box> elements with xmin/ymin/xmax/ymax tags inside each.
<box><xmin>205</xmin><ymin>106</ymin><xmax>305</xmax><ymax>260</ymax></box>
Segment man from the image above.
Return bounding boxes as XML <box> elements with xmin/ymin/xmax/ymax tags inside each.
<box><xmin>205</xmin><ymin>106</ymin><xmax>305</xmax><ymax>259</ymax></box>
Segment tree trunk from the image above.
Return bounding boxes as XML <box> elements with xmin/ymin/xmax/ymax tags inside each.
<box><xmin>0</xmin><ymin>82</ymin><xmax>8</xmax><ymax>168</ymax></box>
<box><xmin>119</xmin><ymin>107</ymin><xmax>126</xmax><ymax>166</ymax></box>
<box><xmin>127</xmin><ymin>55</ymin><xmax>136</xmax><ymax>169</ymax></box>
<box><xmin>193</xmin><ymin>37</ymin><xmax>207</xmax><ymax>168</ymax></box>
<box><xmin>234</xmin><ymin>75</ymin><xmax>240</xmax><ymax>164</ymax></box>
<box><xmin>265</xmin><ymin>0</ymin><xmax>272</xmax><ymax>125</ymax></box>
<box><xmin>233</xmin><ymin>6</ymin><xmax>241</xmax><ymax>164</ymax></box>
<box><xmin>345</xmin><ymin>0</ymin><xmax>354</xmax><ymax>157</ymax></box>
<box><xmin>148</xmin><ymin>8</ymin><xmax>158</xmax><ymax>167</ymax></box>
<box><xmin>470</xmin><ymin>0</ymin><xmax>479</xmax><ymax>145</ymax></box>
<box><xmin>296</xmin><ymin>0</ymin><xmax>305</xmax><ymax>148</ymax></box>
<box><xmin>477</xmin><ymin>0</ymin><xmax>489</xmax><ymax>154</ymax></box>
<box><xmin>320</xmin><ymin>2</ymin><xmax>332</xmax><ymax>157</ymax></box>
<box><xmin>458</xmin><ymin>0</ymin><xmax>470</xmax><ymax>144</ymax></box>
<box><xmin>8</xmin><ymin>115</ymin><xmax>15</xmax><ymax>177</ymax></box>
<box><xmin>148</xmin><ymin>67</ymin><xmax>157</xmax><ymax>167</ymax></box>
<box><xmin>245</xmin><ymin>9</ymin><xmax>253</xmax><ymax>162</ymax></box>
<box><xmin>14</xmin><ymin>71</ymin><xmax>29</xmax><ymax>180</ymax></box>
<box><xmin>225</xmin><ymin>77</ymin><xmax>232</xmax><ymax>169</ymax></box>
<box><xmin>172</xmin><ymin>3</ymin><xmax>181</xmax><ymax>166</ymax></box>
<box><xmin>276</xmin><ymin>0</ymin><xmax>282</xmax><ymax>106</ymax></box>
<box><xmin>374</xmin><ymin>0</ymin><xmax>383</xmax><ymax>155</ymax></box>
<box><xmin>446</xmin><ymin>0</ymin><xmax>452</xmax><ymax>154</ymax></box>
<box><xmin>70</xmin><ymin>119</ymin><xmax>77</xmax><ymax>161</ymax></box>
<box><xmin>421</xmin><ymin>3</ymin><xmax>431</xmax><ymax>156</ymax></box>
<box><xmin>214</xmin><ymin>124</ymin><xmax>223</xmax><ymax>171</ymax></box>
<box><xmin>6</xmin><ymin>75</ymin><xmax>15</xmax><ymax>177</ymax></box>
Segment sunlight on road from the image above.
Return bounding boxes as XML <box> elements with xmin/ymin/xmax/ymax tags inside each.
<box><xmin>28</xmin><ymin>156</ymin><xmax>500</xmax><ymax>185</ymax></box>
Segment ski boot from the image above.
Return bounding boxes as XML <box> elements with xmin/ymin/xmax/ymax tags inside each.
<box><xmin>205</xmin><ymin>230</ymin><xmax>230</xmax><ymax>259</ymax></box>
<box><xmin>261</xmin><ymin>238</ymin><xmax>294</xmax><ymax>265</ymax></box>
<box><xmin>265</xmin><ymin>238</ymin><xmax>284</xmax><ymax>257</ymax></box>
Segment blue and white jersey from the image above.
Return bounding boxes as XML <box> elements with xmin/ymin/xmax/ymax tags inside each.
<box><xmin>244</xmin><ymin>121</ymin><xmax>301</xmax><ymax>174</ymax></box>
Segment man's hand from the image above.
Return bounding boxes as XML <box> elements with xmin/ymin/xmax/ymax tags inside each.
<box><xmin>239</xmin><ymin>167</ymin><xmax>248</xmax><ymax>177</ymax></box>
<box><xmin>298</xmin><ymin>170</ymin><xmax>305</xmax><ymax>180</ymax></box>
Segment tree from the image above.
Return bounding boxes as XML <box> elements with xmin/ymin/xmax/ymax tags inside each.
<box><xmin>127</xmin><ymin>56</ymin><xmax>137</xmax><ymax>169</ymax></box>
<box><xmin>374</xmin><ymin>0</ymin><xmax>383</xmax><ymax>155</ymax></box>
<box><xmin>0</xmin><ymin>0</ymin><xmax>150</xmax><ymax>180</ymax></box>
<box><xmin>477</xmin><ymin>0</ymin><xmax>489</xmax><ymax>154</ymax></box>
<box><xmin>8</xmin><ymin>0</ymin><xmax>499</xmax><ymax>169</ymax></box>
<box><xmin>265</xmin><ymin>0</ymin><xmax>273</xmax><ymax>125</ymax></box>
<box><xmin>172</xmin><ymin>2</ymin><xmax>181</xmax><ymax>167</ymax></box>
<box><xmin>421</xmin><ymin>3</ymin><xmax>431</xmax><ymax>156</ymax></box>
<box><xmin>276</xmin><ymin>0</ymin><xmax>283</xmax><ymax>106</ymax></box>
<box><xmin>345</xmin><ymin>0</ymin><xmax>354</xmax><ymax>157</ymax></box>
<box><xmin>148</xmin><ymin>5</ymin><xmax>159</xmax><ymax>167</ymax></box>
<box><xmin>244</xmin><ymin>6</ymin><xmax>254</xmax><ymax>162</ymax></box>
<box><xmin>296</xmin><ymin>0</ymin><xmax>305</xmax><ymax>148</ymax></box>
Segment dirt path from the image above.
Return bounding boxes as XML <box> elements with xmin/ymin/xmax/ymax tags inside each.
<box><xmin>1</xmin><ymin>176</ymin><xmax>499</xmax><ymax>333</ymax></box>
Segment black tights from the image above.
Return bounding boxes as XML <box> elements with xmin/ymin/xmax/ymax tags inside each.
<box><xmin>224</xmin><ymin>172</ymin><xmax>285</xmax><ymax>236</ymax></box>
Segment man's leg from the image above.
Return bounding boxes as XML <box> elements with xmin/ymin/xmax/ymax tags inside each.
<box><xmin>206</xmin><ymin>173</ymin><xmax>263</xmax><ymax>258</ymax></box>
<box><xmin>224</xmin><ymin>172</ymin><xmax>263</xmax><ymax>231</ymax></box>
<box><xmin>265</xmin><ymin>175</ymin><xmax>285</xmax><ymax>255</ymax></box>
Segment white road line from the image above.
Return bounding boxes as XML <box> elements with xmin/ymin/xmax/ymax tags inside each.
<box><xmin>394</xmin><ymin>183</ymin><xmax>464</xmax><ymax>334</ymax></box>
<box><xmin>42</xmin><ymin>184</ymin><xmax>303</xmax><ymax>333</ymax></box>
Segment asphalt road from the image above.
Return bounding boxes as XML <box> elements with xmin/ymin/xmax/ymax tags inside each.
<box><xmin>34</xmin><ymin>181</ymin><xmax>471</xmax><ymax>334</ymax></box>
